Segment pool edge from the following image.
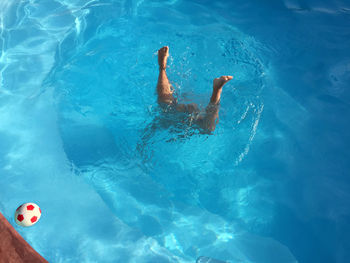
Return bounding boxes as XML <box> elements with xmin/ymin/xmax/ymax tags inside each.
<box><xmin>0</xmin><ymin>212</ymin><xmax>48</xmax><ymax>263</ymax></box>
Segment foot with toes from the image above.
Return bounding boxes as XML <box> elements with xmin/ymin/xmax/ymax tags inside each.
<box><xmin>209</xmin><ymin>76</ymin><xmax>233</xmax><ymax>105</ymax></box>
<box><xmin>213</xmin><ymin>76</ymin><xmax>233</xmax><ymax>90</ymax></box>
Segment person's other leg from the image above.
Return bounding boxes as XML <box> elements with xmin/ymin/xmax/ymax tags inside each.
<box><xmin>157</xmin><ymin>46</ymin><xmax>201</xmax><ymax>114</ymax></box>
<box><xmin>157</xmin><ymin>46</ymin><xmax>176</xmax><ymax>105</ymax></box>
<box><xmin>198</xmin><ymin>76</ymin><xmax>233</xmax><ymax>132</ymax></box>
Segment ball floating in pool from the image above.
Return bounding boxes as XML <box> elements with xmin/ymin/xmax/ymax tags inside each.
<box><xmin>14</xmin><ymin>203</ymin><xmax>41</xmax><ymax>227</ymax></box>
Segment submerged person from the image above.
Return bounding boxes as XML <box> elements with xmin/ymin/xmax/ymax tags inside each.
<box><xmin>156</xmin><ymin>46</ymin><xmax>232</xmax><ymax>132</ymax></box>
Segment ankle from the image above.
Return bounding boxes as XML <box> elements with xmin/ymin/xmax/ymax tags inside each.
<box><xmin>213</xmin><ymin>85</ymin><xmax>223</xmax><ymax>91</ymax></box>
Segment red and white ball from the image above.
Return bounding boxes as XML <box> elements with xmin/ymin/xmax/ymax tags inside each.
<box><xmin>14</xmin><ymin>203</ymin><xmax>41</xmax><ymax>227</ymax></box>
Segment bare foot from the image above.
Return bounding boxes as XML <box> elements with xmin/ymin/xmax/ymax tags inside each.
<box><xmin>209</xmin><ymin>75</ymin><xmax>233</xmax><ymax>105</ymax></box>
<box><xmin>213</xmin><ymin>75</ymin><xmax>233</xmax><ymax>90</ymax></box>
<box><xmin>158</xmin><ymin>46</ymin><xmax>169</xmax><ymax>70</ymax></box>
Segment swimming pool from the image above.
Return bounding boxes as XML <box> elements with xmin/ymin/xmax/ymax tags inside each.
<box><xmin>0</xmin><ymin>0</ymin><xmax>349</xmax><ymax>262</ymax></box>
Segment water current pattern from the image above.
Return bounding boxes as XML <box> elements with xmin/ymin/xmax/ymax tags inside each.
<box><xmin>0</xmin><ymin>0</ymin><xmax>349</xmax><ymax>263</ymax></box>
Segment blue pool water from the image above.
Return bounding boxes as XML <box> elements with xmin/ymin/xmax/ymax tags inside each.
<box><xmin>1</xmin><ymin>0</ymin><xmax>350</xmax><ymax>262</ymax></box>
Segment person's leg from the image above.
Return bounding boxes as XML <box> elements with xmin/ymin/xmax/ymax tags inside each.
<box><xmin>157</xmin><ymin>46</ymin><xmax>175</xmax><ymax>105</ymax></box>
<box><xmin>156</xmin><ymin>46</ymin><xmax>201</xmax><ymax>114</ymax></box>
<box><xmin>210</xmin><ymin>76</ymin><xmax>233</xmax><ymax>104</ymax></box>
<box><xmin>198</xmin><ymin>76</ymin><xmax>233</xmax><ymax>132</ymax></box>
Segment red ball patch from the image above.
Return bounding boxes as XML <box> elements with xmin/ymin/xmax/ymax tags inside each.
<box><xmin>30</xmin><ymin>216</ymin><xmax>38</xmax><ymax>223</ymax></box>
<box><xmin>39</xmin><ymin>208</ymin><xmax>41</xmax><ymax>214</ymax></box>
<box><xmin>27</xmin><ymin>205</ymin><xmax>35</xmax><ymax>211</ymax></box>
<box><xmin>17</xmin><ymin>214</ymin><xmax>24</xmax><ymax>222</ymax></box>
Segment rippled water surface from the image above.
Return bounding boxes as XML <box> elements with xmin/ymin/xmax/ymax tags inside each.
<box><xmin>1</xmin><ymin>0</ymin><xmax>350</xmax><ymax>262</ymax></box>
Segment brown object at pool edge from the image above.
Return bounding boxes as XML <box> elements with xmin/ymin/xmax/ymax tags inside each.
<box><xmin>0</xmin><ymin>212</ymin><xmax>48</xmax><ymax>263</ymax></box>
